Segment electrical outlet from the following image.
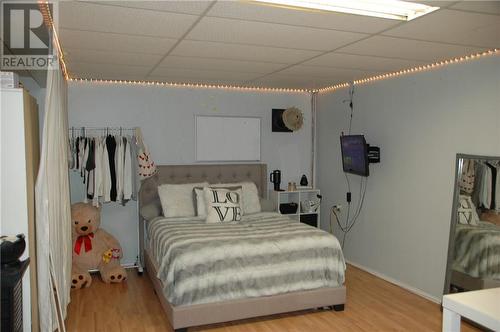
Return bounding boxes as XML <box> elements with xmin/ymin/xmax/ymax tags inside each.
<box><xmin>332</xmin><ymin>205</ymin><xmax>342</xmax><ymax>212</ymax></box>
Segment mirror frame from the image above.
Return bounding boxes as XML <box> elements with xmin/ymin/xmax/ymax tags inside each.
<box><xmin>443</xmin><ymin>153</ymin><xmax>500</xmax><ymax>295</ymax></box>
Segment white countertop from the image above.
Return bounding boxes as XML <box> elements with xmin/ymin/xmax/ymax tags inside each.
<box><xmin>442</xmin><ymin>288</ymin><xmax>500</xmax><ymax>331</ymax></box>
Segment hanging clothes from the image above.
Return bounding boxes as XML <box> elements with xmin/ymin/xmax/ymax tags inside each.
<box><xmin>123</xmin><ymin>136</ymin><xmax>132</xmax><ymax>202</ymax></box>
<box><xmin>69</xmin><ymin>129</ymin><xmax>139</xmax><ymax>207</ymax></box>
<box><xmin>102</xmin><ymin>138</ymin><xmax>111</xmax><ymax>203</ymax></box>
<box><xmin>495</xmin><ymin>162</ymin><xmax>500</xmax><ymax>212</ymax></box>
<box><xmin>459</xmin><ymin>159</ymin><xmax>475</xmax><ymax>194</ymax></box>
<box><xmin>115</xmin><ymin>136</ymin><xmax>124</xmax><ymax>202</ymax></box>
<box><xmin>129</xmin><ymin>135</ymin><xmax>140</xmax><ymax>201</ymax></box>
<box><xmin>472</xmin><ymin>161</ymin><xmax>493</xmax><ymax>210</ymax></box>
<box><xmin>92</xmin><ymin>137</ymin><xmax>103</xmax><ymax>207</ymax></box>
<box><xmin>485</xmin><ymin>162</ymin><xmax>497</xmax><ymax>210</ymax></box>
<box><xmin>106</xmin><ymin>135</ymin><xmax>117</xmax><ymax>201</ymax></box>
<box><xmin>86</xmin><ymin>138</ymin><xmax>96</xmax><ymax>200</ymax></box>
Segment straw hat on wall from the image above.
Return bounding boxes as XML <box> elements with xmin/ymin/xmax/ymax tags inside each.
<box><xmin>282</xmin><ymin>107</ymin><xmax>303</xmax><ymax>131</ymax></box>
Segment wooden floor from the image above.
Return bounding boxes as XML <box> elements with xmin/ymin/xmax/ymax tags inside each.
<box><xmin>66</xmin><ymin>264</ymin><xmax>480</xmax><ymax>332</ymax></box>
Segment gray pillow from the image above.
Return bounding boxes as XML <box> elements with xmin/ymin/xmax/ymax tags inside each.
<box><xmin>260</xmin><ymin>198</ymin><xmax>276</xmax><ymax>212</ymax></box>
<box><xmin>140</xmin><ymin>199</ymin><xmax>162</xmax><ymax>221</ymax></box>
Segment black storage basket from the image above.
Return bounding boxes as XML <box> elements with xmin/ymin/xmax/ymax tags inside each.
<box><xmin>279</xmin><ymin>203</ymin><xmax>298</xmax><ymax>214</ymax></box>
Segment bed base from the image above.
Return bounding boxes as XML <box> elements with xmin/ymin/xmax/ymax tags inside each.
<box><xmin>450</xmin><ymin>269</ymin><xmax>500</xmax><ymax>292</ymax></box>
<box><xmin>144</xmin><ymin>249</ymin><xmax>346</xmax><ymax>331</ymax></box>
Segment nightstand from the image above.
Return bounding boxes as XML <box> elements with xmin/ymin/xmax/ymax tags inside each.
<box><xmin>270</xmin><ymin>189</ymin><xmax>321</xmax><ymax>228</ymax></box>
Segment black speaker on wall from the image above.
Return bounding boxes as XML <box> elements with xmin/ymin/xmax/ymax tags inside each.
<box><xmin>272</xmin><ymin>109</ymin><xmax>292</xmax><ymax>132</ymax></box>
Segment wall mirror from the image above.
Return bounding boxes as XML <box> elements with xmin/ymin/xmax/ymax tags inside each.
<box><xmin>444</xmin><ymin>154</ymin><xmax>500</xmax><ymax>295</ymax></box>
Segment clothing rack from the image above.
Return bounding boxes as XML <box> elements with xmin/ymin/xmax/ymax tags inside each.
<box><xmin>68</xmin><ymin>125</ymin><xmax>143</xmax><ymax>273</ymax></box>
<box><xmin>69</xmin><ymin>126</ymin><xmax>137</xmax><ymax>137</ymax></box>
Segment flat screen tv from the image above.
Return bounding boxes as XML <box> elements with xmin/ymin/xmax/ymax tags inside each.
<box><xmin>340</xmin><ymin>135</ymin><xmax>369</xmax><ymax>176</ymax></box>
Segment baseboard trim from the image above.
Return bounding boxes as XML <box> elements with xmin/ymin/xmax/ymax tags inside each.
<box><xmin>88</xmin><ymin>263</ymin><xmax>137</xmax><ymax>273</ymax></box>
<box><xmin>346</xmin><ymin>260</ymin><xmax>441</xmax><ymax>304</ymax></box>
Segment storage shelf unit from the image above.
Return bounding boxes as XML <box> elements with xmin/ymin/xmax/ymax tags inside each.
<box><xmin>270</xmin><ymin>189</ymin><xmax>321</xmax><ymax>228</ymax></box>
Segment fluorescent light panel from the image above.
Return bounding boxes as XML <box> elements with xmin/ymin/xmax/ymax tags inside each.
<box><xmin>251</xmin><ymin>0</ymin><xmax>439</xmax><ymax>21</ymax></box>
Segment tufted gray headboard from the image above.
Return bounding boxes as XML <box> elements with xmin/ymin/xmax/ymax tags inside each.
<box><xmin>139</xmin><ymin>164</ymin><xmax>267</xmax><ymax>210</ymax></box>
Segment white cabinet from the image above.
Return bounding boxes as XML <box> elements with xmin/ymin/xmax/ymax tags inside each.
<box><xmin>1</xmin><ymin>88</ymin><xmax>40</xmax><ymax>331</ymax></box>
<box><xmin>270</xmin><ymin>189</ymin><xmax>321</xmax><ymax>228</ymax></box>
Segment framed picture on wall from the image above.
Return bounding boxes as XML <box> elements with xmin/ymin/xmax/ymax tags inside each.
<box><xmin>195</xmin><ymin>115</ymin><xmax>261</xmax><ymax>162</ymax></box>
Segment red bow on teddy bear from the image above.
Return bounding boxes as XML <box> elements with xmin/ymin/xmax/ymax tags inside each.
<box><xmin>74</xmin><ymin>233</ymin><xmax>94</xmax><ymax>254</ymax></box>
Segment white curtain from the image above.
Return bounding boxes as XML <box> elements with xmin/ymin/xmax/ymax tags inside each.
<box><xmin>35</xmin><ymin>67</ymin><xmax>72</xmax><ymax>331</ymax></box>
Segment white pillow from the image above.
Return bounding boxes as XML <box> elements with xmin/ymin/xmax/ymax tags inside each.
<box><xmin>158</xmin><ymin>182</ymin><xmax>208</xmax><ymax>218</ymax></box>
<box><xmin>212</xmin><ymin>182</ymin><xmax>261</xmax><ymax>214</ymax></box>
<box><xmin>194</xmin><ymin>185</ymin><xmax>242</xmax><ymax>217</ymax></box>
<box><xmin>204</xmin><ymin>187</ymin><xmax>242</xmax><ymax>223</ymax></box>
<box><xmin>457</xmin><ymin>195</ymin><xmax>480</xmax><ymax>226</ymax></box>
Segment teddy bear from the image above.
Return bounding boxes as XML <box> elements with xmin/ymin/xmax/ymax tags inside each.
<box><xmin>71</xmin><ymin>202</ymin><xmax>127</xmax><ymax>289</ymax></box>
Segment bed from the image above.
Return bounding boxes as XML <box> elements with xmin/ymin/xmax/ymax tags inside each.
<box><xmin>451</xmin><ymin>221</ymin><xmax>500</xmax><ymax>291</ymax></box>
<box><xmin>138</xmin><ymin>164</ymin><xmax>346</xmax><ymax>332</ymax></box>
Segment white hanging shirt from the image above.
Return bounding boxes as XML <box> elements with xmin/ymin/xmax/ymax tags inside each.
<box><xmin>92</xmin><ymin>137</ymin><xmax>104</xmax><ymax>207</ymax></box>
<box><xmin>123</xmin><ymin>136</ymin><xmax>132</xmax><ymax>200</ymax></box>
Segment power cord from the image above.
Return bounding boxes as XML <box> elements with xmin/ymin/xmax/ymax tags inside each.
<box><xmin>330</xmin><ymin>176</ymin><xmax>368</xmax><ymax>248</ymax></box>
<box><xmin>342</xmin><ymin>83</ymin><xmax>355</xmax><ymax>135</ymax></box>
<box><xmin>333</xmin><ymin>82</ymin><xmax>368</xmax><ymax>248</ymax></box>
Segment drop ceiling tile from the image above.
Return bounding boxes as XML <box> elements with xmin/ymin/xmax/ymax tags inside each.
<box><xmin>337</xmin><ymin>36</ymin><xmax>486</xmax><ymax>62</ymax></box>
<box><xmin>60</xmin><ymin>29</ymin><xmax>177</xmax><ymax>55</ymax></box>
<box><xmin>147</xmin><ymin>77</ymin><xmax>247</xmax><ymax>86</ymax></box>
<box><xmin>60</xmin><ymin>1</ymin><xmax>198</xmax><ymax>38</ymax></box>
<box><xmin>277</xmin><ymin>65</ymin><xmax>380</xmax><ymax>80</ymax></box>
<box><xmin>186</xmin><ymin>17</ymin><xmax>367</xmax><ymax>51</ymax></box>
<box><xmin>383</xmin><ymin>9</ymin><xmax>500</xmax><ymax>48</ymax></box>
<box><xmin>248</xmin><ymin>74</ymin><xmax>338</xmax><ymax>89</ymax></box>
<box><xmin>450</xmin><ymin>1</ymin><xmax>500</xmax><ymax>15</ymax></box>
<box><xmin>303</xmin><ymin>53</ymin><xmax>428</xmax><ymax>72</ymax></box>
<box><xmin>206</xmin><ymin>1</ymin><xmax>400</xmax><ymax>34</ymax></box>
<box><xmin>88</xmin><ymin>1</ymin><xmax>213</xmax><ymax>15</ymax></box>
<box><xmin>171</xmin><ymin>40</ymin><xmax>322</xmax><ymax>64</ymax></box>
<box><xmin>157</xmin><ymin>56</ymin><xmax>288</xmax><ymax>74</ymax></box>
<box><xmin>68</xmin><ymin>62</ymin><xmax>151</xmax><ymax>80</ymax></box>
<box><xmin>71</xmin><ymin>73</ymin><xmax>147</xmax><ymax>82</ymax></box>
<box><xmin>148</xmin><ymin>67</ymin><xmax>261</xmax><ymax>81</ymax></box>
<box><xmin>65</xmin><ymin>48</ymin><xmax>162</xmax><ymax>67</ymax></box>
<box><xmin>412</xmin><ymin>1</ymin><xmax>456</xmax><ymax>8</ymax></box>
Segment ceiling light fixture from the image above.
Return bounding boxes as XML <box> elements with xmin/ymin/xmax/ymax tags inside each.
<box><xmin>250</xmin><ymin>0</ymin><xmax>439</xmax><ymax>21</ymax></box>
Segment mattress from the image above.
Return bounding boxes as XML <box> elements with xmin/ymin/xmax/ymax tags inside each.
<box><xmin>453</xmin><ymin>221</ymin><xmax>500</xmax><ymax>280</ymax></box>
<box><xmin>147</xmin><ymin>212</ymin><xmax>346</xmax><ymax>306</ymax></box>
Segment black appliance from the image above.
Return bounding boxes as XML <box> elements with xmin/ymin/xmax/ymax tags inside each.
<box><xmin>340</xmin><ymin>135</ymin><xmax>380</xmax><ymax>177</ymax></box>
<box><xmin>1</xmin><ymin>234</ymin><xmax>30</xmax><ymax>332</ymax></box>
<box><xmin>270</xmin><ymin>170</ymin><xmax>282</xmax><ymax>191</ymax></box>
<box><xmin>367</xmin><ymin>145</ymin><xmax>381</xmax><ymax>163</ymax></box>
<box><xmin>340</xmin><ymin>135</ymin><xmax>369</xmax><ymax>176</ymax></box>
<box><xmin>1</xmin><ymin>234</ymin><xmax>26</xmax><ymax>265</ymax></box>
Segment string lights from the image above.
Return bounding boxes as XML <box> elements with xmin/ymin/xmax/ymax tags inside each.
<box><xmin>70</xmin><ymin>48</ymin><xmax>499</xmax><ymax>94</ymax></box>
<box><xmin>38</xmin><ymin>1</ymin><xmax>70</xmax><ymax>80</ymax></box>
<box><xmin>68</xmin><ymin>78</ymin><xmax>312</xmax><ymax>93</ymax></box>
<box><xmin>317</xmin><ymin>48</ymin><xmax>500</xmax><ymax>93</ymax></box>
<box><xmin>41</xmin><ymin>0</ymin><xmax>498</xmax><ymax>94</ymax></box>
